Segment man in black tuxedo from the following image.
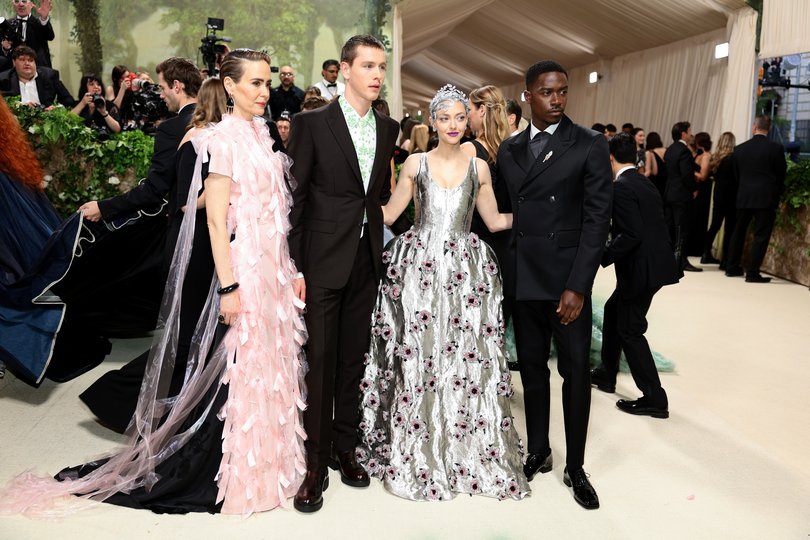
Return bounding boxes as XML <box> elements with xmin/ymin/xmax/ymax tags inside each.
<box><xmin>725</xmin><ymin>115</ymin><xmax>786</xmax><ymax>283</ymax></box>
<box><xmin>0</xmin><ymin>45</ymin><xmax>72</xmax><ymax>107</ymax></box>
<box><xmin>663</xmin><ymin>121</ymin><xmax>701</xmax><ymax>273</ymax></box>
<box><xmin>590</xmin><ymin>134</ymin><xmax>680</xmax><ymax>418</ymax></box>
<box><xmin>288</xmin><ymin>35</ymin><xmax>405</xmax><ymax>513</ymax></box>
<box><xmin>8</xmin><ymin>0</ymin><xmax>54</xmax><ymax>67</ymax></box>
<box><xmin>498</xmin><ymin>60</ymin><xmax>612</xmax><ymax>510</ymax></box>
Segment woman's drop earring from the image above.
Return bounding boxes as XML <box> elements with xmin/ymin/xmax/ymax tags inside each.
<box><xmin>226</xmin><ymin>94</ymin><xmax>234</xmax><ymax>114</ymax></box>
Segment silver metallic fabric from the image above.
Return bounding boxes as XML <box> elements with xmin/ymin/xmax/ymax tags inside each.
<box><xmin>358</xmin><ymin>154</ymin><xmax>530</xmax><ymax>501</ymax></box>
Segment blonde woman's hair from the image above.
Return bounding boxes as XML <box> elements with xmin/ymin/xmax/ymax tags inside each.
<box><xmin>468</xmin><ymin>85</ymin><xmax>510</xmax><ymax>163</ymax></box>
<box><xmin>710</xmin><ymin>131</ymin><xmax>736</xmax><ymax>173</ymax></box>
<box><xmin>189</xmin><ymin>77</ymin><xmax>227</xmax><ymax>129</ymax></box>
<box><xmin>411</xmin><ymin>124</ymin><xmax>430</xmax><ymax>153</ymax></box>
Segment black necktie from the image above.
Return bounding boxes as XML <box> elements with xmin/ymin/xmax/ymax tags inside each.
<box><xmin>530</xmin><ymin>131</ymin><xmax>550</xmax><ymax>160</ymax></box>
<box><xmin>327</xmin><ymin>83</ymin><xmax>337</xmax><ymax>88</ymax></box>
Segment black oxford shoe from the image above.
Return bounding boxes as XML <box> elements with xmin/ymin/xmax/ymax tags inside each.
<box><xmin>564</xmin><ymin>467</ymin><xmax>599</xmax><ymax>509</ymax></box>
<box><xmin>294</xmin><ymin>468</ymin><xmax>329</xmax><ymax>513</ymax></box>
<box><xmin>683</xmin><ymin>261</ymin><xmax>703</xmax><ymax>272</ymax></box>
<box><xmin>329</xmin><ymin>450</ymin><xmax>370</xmax><ymax>487</ymax></box>
<box><xmin>590</xmin><ymin>368</ymin><xmax>616</xmax><ymax>393</ymax></box>
<box><xmin>745</xmin><ymin>274</ymin><xmax>771</xmax><ymax>283</ymax></box>
<box><xmin>523</xmin><ymin>450</ymin><xmax>552</xmax><ymax>481</ymax></box>
<box><xmin>616</xmin><ymin>397</ymin><xmax>669</xmax><ymax>418</ymax></box>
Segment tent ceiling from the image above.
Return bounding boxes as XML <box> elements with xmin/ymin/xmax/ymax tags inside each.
<box><xmin>400</xmin><ymin>0</ymin><xmax>749</xmax><ymax>108</ymax></box>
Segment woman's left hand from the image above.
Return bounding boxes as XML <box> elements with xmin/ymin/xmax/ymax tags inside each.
<box><xmin>218</xmin><ymin>290</ymin><xmax>241</xmax><ymax>326</ymax></box>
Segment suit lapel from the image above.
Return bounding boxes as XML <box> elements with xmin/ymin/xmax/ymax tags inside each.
<box><xmin>367</xmin><ymin>111</ymin><xmax>390</xmax><ymax>192</ymax></box>
<box><xmin>520</xmin><ymin>116</ymin><xmax>576</xmax><ymax>191</ymax></box>
<box><xmin>325</xmin><ymin>100</ymin><xmax>363</xmax><ymax>188</ymax></box>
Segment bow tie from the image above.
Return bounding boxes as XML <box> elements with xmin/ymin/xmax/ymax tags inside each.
<box><xmin>327</xmin><ymin>83</ymin><xmax>337</xmax><ymax>88</ymax></box>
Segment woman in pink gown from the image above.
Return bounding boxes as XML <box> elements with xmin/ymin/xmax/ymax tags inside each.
<box><xmin>2</xmin><ymin>49</ymin><xmax>307</xmax><ymax>517</ymax></box>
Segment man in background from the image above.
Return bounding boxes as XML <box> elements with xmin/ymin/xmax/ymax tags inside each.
<box><xmin>0</xmin><ymin>45</ymin><xmax>72</xmax><ymax>107</ymax></box>
<box><xmin>313</xmin><ymin>59</ymin><xmax>344</xmax><ymax>99</ymax></box>
<box><xmin>8</xmin><ymin>0</ymin><xmax>54</xmax><ymax>67</ymax></box>
<box><xmin>269</xmin><ymin>64</ymin><xmax>304</xmax><ymax>119</ymax></box>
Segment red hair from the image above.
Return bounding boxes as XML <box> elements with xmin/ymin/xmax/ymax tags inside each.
<box><xmin>0</xmin><ymin>99</ymin><xmax>45</xmax><ymax>190</ymax></box>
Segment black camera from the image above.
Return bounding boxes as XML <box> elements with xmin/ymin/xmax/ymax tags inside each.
<box><xmin>92</xmin><ymin>93</ymin><xmax>106</xmax><ymax>108</ymax></box>
<box><xmin>128</xmin><ymin>85</ymin><xmax>168</xmax><ymax>134</ymax></box>
<box><xmin>0</xmin><ymin>17</ymin><xmax>23</xmax><ymax>48</ymax></box>
<box><xmin>199</xmin><ymin>17</ymin><xmax>231</xmax><ymax>76</ymax></box>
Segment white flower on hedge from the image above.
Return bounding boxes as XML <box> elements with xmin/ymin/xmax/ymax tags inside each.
<box><xmin>107</xmin><ymin>176</ymin><xmax>120</xmax><ymax>185</ymax></box>
<box><xmin>43</xmin><ymin>175</ymin><xmax>52</xmax><ymax>187</ymax></box>
<box><xmin>58</xmin><ymin>192</ymin><xmax>67</xmax><ymax>200</ymax></box>
<box><xmin>28</xmin><ymin>126</ymin><xmax>37</xmax><ymax>134</ymax></box>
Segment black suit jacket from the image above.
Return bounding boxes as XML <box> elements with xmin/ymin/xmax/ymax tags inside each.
<box><xmin>0</xmin><ymin>66</ymin><xmax>73</xmax><ymax>107</ymax></box>
<box><xmin>497</xmin><ymin>115</ymin><xmax>613</xmax><ymax>300</ymax></box>
<box><xmin>663</xmin><ymin>141</ymin><xmax>696</xmax><ymax>203</ymax></box>
<box><xmin>99</xmin><ymin>103</ymin><xmax>196</xmax><ymax>220</ymax></box>
<box><xmin>602</xmin><ymin>169</ymin><xmax>680</xmax><ymax>298</ymax></box>
<box><xmin>19</xmin><ymin>16</ymin><xmax>55</xmax><ymax>68</ymax></box>
<box><xmin>732</xmin><ymin>134</ymin><xmax>786</xmax><ymax>209</ymax></box>
<box><xmin>287</xmin><ymin>99</ymin><xmax>400</xmax><ymax>288</ymax></box>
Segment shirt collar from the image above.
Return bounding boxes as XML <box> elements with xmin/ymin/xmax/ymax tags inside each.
<box><xmin>338</xmin><ymin>95</ymin><xmax>374</xmax><ymax>125</ymax></box>
<box><xmin>615</xmin><ymin>165</ymin><xmax>635</xmax><ymax>179</ymax></box>
<box><xmin>529</xmin><ymin>120</ymin><xmax>559</xmax><ymax>139</ymax></box>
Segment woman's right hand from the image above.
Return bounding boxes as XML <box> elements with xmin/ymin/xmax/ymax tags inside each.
<box><xmin>218</xmin><ymin>290</ymin><xmax>241</xmax><ymax>326</ymax></box>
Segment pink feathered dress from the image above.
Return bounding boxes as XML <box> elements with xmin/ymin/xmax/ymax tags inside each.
<box><xmin>0</xmin><ymin>115</ymin><xmax>308</xmax><ymax>518</ymax></box>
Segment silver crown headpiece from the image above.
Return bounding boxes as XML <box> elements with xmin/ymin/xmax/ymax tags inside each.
<box><xmin>429</xmin><ymin>84</ymin><xmax>469</xmax><ymax>121</ymax></box>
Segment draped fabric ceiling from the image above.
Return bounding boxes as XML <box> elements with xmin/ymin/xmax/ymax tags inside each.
<box><xmin>398</xmin><ymin>0</ymin><xmax>749</xmax><ymax>110</ymax></box>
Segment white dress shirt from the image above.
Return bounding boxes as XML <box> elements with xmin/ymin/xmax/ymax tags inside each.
<box><xmin>19</xmin><ymin>73</ymin><xmax>41</xmax><ymax>106</ymax></box>
<box><xmin>313</xmin><ymin>79</ymin><xmax>345</xmax><ymax>100</ymax></box>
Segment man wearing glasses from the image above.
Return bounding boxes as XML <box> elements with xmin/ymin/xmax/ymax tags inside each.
<box><xmin>269</xmin><ymin>64</ymin><xmax>304</xmax><ymax>119</ymax></box>
<box><xmin>9</xmin><ymin>0</ymin><xmax>54</xmax><ymax>68</ymax></box>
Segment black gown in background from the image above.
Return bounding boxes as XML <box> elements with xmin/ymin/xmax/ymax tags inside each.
<box><xmin>79</xmin><ymin>142</ymin><xmax>215</xmax><ymax>433</ymax></box>
<box><xmin>649</xmin><ymin>151</ymin><xmax>667</xmax><ymax>203</ymax></box>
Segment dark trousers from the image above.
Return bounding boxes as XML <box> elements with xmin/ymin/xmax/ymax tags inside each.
<box><xmin>599</xmin><ymin>288</ymin><xmax>667</xmax><ymax>408</ymax></box>
<box><xmin>726</xmin><ymin>208</ymin><xmax>776</xmax><ymax>276</ymax></box>
<box><xmin>513</xmin><ymin>297</ymin><xmax>592</xmax><ymax>470</ymax></box>
<box><xmin>302</xmin><ymin>233</ymin><xmax>377</xmax><ymax>469</ymax></box>
<box><xmin>704</xmin><ymin>201</ymin><xmax>736</xmax><ymax>264</ymax></box>
<box><xmin>666</xmin><ymin>199</ymin><xmax>694</xmax><ymax>270</ymax></box>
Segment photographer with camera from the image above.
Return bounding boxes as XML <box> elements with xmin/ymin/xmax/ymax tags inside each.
<box><xmin>79</xmin><ymin>57</ymin><xmax>201</xmax><ymax>223</ymax></box>
<box><xmin>0</xmin><ymin>45</ymin><xmax>73</xmax><ymax>108</ymax></box>
<box><xmin>3</xmin><ymin>0</ymin><xmax>54</xmax><ymax>68</ymax></box>
<box><xmin>71</xmin><ymin>73</ymin><xmax>121</xmax><ymax>136</ymax></box>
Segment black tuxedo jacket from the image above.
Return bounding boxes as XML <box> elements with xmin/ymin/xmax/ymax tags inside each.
<box><xmin>663</xmin><ymin>141</ymin><xmax>696</xmax><ymax>203</ymax></box>
<box><xmin>602</xmin><ymin>169</ymin><xmax>680</xmax><ymax>298</ymax></box>
<box><xmin>0</xmin><ymin>66</ymin><xmax>73</xmax><ymax>107</ymax></box>
<box><xmin>99</xmin><ymin>103</ymin><xmax>196</xmax><ymax>220</ymax></box>
<box><xmin>288</xmin><ymin>99</ymin><xmax>400</xmax><ymax>288</ymax></box>
<box><xmin>497</xmin><ymin>115</ymin><xmax>613</xmax><ymax>301</ymax></box>
<box><xmin>19</xmin><ymin>16</ymin><xmax>55</xmax><ymax>68</ymax></box>
<box><xmin>732</xmin><ymin>134</ymin><xmax>786</xmax><ymax>209</ymax></box>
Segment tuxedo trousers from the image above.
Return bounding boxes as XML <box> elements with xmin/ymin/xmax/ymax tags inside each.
<box><xmin>727</xmin><ymin>208</ymin><xmax>776</xmax><ymax>275</ymax></box>
<box><xmin>599</xmin><ymin>288</ymin><xmax>667</xmax><ymax>408</ymax></box>
<box><xmin>513</xmin><ymin>296</ymin><xmax>592</xmax><ymax>470</ymax></box>
<box><xmin>302</xmin><ymin>232</ymin><xmax>377</xmax><ymax>468</ymax></box>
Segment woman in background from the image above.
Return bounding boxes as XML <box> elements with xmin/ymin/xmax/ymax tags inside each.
<box><xmin>645</xmin><ymin>131</ymin><xmax>667</xmax><ymax>201</ymax></box>
<box><xmin>72</xmin><ymin>73</ymin><xmax>121</xmax><ymax>135</ymax></box>
<box><xmin>703</xmin><ymin>132</ymin><xmax>737</xmax><ymax>267</ymax></box>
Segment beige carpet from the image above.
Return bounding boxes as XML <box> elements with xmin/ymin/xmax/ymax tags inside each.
<box><xmin>2</xmin><ymin>258</ymin><xmax>809</xmax><ymax>539</ymax></box>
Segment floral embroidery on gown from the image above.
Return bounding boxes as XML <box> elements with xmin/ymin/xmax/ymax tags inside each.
<box><xmin>358</xmin><ymin>154</ymin><xmax>530</xmax><ymax>501</ymax></box>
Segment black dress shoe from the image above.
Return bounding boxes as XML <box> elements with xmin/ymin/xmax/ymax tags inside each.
<box><xmin>725</xmin><ymin>267</ymin><xmax>744</xmax><ymax>277</ymax></box>
<box><xmin>523</xmin><ymin>450</ymin><xmax>552</xmax><ymax>481</ymax></box>
<box><xmin>590</xmin><ymin>368</ymin><xmax>615</xmax><ymax>393</ymax></box>
<box><xmin>294</xmin><ymin>468</ymin><xmax>329</xmax><ymax>513</ymax></box>
<box><xmin>745</xmin><ymin>274</ymin><xmax>771</xmax><ymax>283</ymax></box>
<box><xmin>616</xmin><ymin>397</ymin><xmax>669</xmax><ymax>418</ymax></box>
<box><xmin>563</xmin><ymin>467</ymin><xmax>599</xmax><ymax>510</ymax></box>
<box><xmin>683</xmin><ymin>261</ymin><xmax>703</xmax><ymax>272</ymax></box>
<box><xmin>329</xmin><ymin>450</ymin><xmax>370</xmax><ymax>487</ymax></box>
<box><xmin>700</xmin><ymin>254</ymin><xmax>720</xmax><ymax>264</ymax></box>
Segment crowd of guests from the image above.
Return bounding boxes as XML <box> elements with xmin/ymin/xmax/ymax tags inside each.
<box><xmin>0</xmin><ymin>12</ymin><xmax>798</xmax><ymax>525</ymax></box>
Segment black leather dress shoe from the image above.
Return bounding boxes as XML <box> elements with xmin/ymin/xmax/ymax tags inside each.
<box><xmin>700</xmin><ymin>254</ymin><xmax>720</xmax><ymax>264</ymax></box>
<box><xmin>616</xmin><ymin>397</ymin><xmax>669</xmax><ymax>418</ymax></box>
<box><xmin>294</xmin><ymin>468</ymin><xmax>329</xmax><ymax>513</ymax></box>
<box><xmin>683</xmin><ymin>261</ymin><xmax>703</xmax><ymax>272</ymax></box>
<box><xmin>329</xmin><ymin>450</ymin><xmax>370</xmax><ymax>487</ymax></box>
<box><xmin>564</xmin><ymin>467</ymin><xmax>599</xmax><ymax>510</ymax></box>
<box><xmin>523</xmin><ymin>450</ymin><xmax>552</xmax><ymax>481</ymax></box>
<box><xmin>725</xmin><ymin>267</ymin><xmax>744</xmax><ymax>277</ymax></box>
<box><xmin>745</xmin><ymin>274</ymin><xmax>771</xmax><ymax>283</ymax></box>
<box><xmin>590</xmin><ymin>368</ymin><xmax>615</xmax><ymax>393</ymax></box>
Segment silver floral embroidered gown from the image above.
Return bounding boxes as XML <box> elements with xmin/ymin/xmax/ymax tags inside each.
<box><xmin>358</xmin><ymin>154</ymin><xmax>530</xmax><ymax>501</ymax></box>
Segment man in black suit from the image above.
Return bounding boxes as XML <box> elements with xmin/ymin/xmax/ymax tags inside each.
<box><xmin>288</xmin><ymin>35</ymin><xmax>404</xmax><ymax>513</ymax></box>
<box><xmin>725</xmin><ymin>115</ymin><xmax>786</xmax><ymax>283</ymax></box>
<box><xmin>8</xmin><ymin>0</ymin><xmax>54</xmax><ymax>67</ymax></box>
<box><xmin>590</xmin><ymin>134</ymin><xmax>680</xmax><ymax>418</ymax></box>
<box><xmin>79</xmin><ymin>58</ymin><xmax>201</xmax><ymax>237</ymax></box>
<box><xmin>0</xmin><ymin>45</ymin><xmax>72</xmax><ymax>107</ymax></box>
<box><xmin>664</xmin><ymin>121</ymin><xmax>701</xmax><ymax>273</ymax></box>
<box><xmin>269</xmin><ymin>65</ymin><xmax>304</xmax><ymax>119</ymax></box>
<box><xmin>498</xmin><ymin>60</ymin><xmax>612</xmax><ymax>510</ymax></box>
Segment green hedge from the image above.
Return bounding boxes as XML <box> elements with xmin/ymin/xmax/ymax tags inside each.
<box><xmin>7</xmin><ymin>97</ymin><xmax>154</xmax><ymax>217</ymax></box>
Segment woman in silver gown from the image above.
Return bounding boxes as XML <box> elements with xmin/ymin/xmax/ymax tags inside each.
<box><xmin>357</xmin><ymin>85</ymin><xmax>530</xmax><ymax>501</ymax></box>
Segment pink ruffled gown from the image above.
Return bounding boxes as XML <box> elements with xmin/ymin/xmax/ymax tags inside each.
<box><xmin>1</xmin><ymin>115</ymin><xmax>307</xmax><ymax>517</ymax></box>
